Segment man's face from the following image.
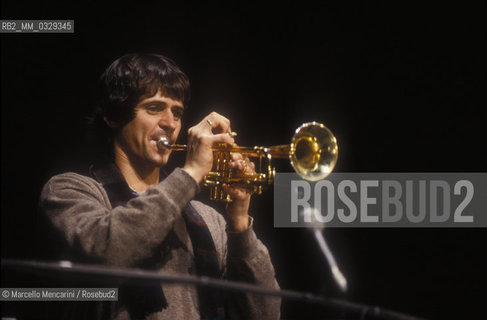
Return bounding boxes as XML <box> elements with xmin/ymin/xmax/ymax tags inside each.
<box><xmin>114</xmin><ymin>90</ymin><xmax>184</xmax><ymax>168</ymax></box>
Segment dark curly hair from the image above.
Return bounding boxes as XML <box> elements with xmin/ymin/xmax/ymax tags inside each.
<box><xmin>87</xmin><ymin>53</ymin><xmax>190</xmax><ymax>152</ymax></box>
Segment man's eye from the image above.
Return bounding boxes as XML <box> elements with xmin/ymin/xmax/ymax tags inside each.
<box><xmin>173</xmin><ymin>110</ymin><xmax>184</xmax><ymax>120</ymax></box>
<box><xmin>147</xmin><ymin>106</ymin><xmax>162</xmax><ymax>113</ymax></box>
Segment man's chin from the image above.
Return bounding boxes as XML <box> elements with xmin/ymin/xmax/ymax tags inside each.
<box><xmin>151</xmin><ymin>155</ymin><xmax>169</xmax><ymax>167</ymax></box>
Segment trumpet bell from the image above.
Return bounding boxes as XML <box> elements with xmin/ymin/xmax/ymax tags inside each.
<box><xmin>290</xmin><ymin>122</ymin><xmax>338</xmax><ymax>181</ymax></box>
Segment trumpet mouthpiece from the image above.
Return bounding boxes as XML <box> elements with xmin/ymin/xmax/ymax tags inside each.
<box><xmin>157</xmin><ymin>136</ymin><xmax>171</xmax><ymax>150</ymax></box>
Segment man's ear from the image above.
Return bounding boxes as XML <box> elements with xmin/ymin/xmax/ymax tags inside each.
<box><xmin>104</xmin><ymin>117</ymin><xmax>120</xmax><ymax>128</ymax></box>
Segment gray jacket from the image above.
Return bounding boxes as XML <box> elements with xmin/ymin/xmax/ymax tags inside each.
<box><xmin>39</xmin><ymin>167</ymin><xmax>280</xmax><ymax>319</ymax></box>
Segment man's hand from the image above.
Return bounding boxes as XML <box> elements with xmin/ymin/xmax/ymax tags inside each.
<box><xmin>183</xmin><ymin>112</ymin><xmax>234</xmax><ymax>184</ymax></box>
<box><xmin>223</xmin><ymin>153</ymin><xmax>256</xmax><ymax>232</ymax></box>
<box><xmin>182</xmin><ymin>112</ymin><xmax>253</xmax><ymax>232</ymax></box>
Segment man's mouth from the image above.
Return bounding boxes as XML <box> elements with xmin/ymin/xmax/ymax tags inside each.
<box><xmin>153</xmin><ymin>136</ymin><xmax>173</xmax><ymax>151</ymax></box>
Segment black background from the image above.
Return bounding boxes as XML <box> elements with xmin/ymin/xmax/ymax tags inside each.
<box><xmin>1</xmin><ymin>1</ymin><xmax>486</xmax><ymax>319</ymax></box>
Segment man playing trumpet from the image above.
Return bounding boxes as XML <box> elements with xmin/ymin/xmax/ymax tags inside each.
<box><xmin>39</xmin><ymin>53</ymin><xmax>280</xmax><ymax>319</ymax></box>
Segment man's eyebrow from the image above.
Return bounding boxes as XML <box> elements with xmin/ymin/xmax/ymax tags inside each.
<box><xmin>141</xmin><ymin>100</ymin><xmax>168</xmax><ymax>107</ymax></box>
<box><xmin>140</xmin><ymin>100</ymin><xmax>184</xmax><ymax>109</ymax></box>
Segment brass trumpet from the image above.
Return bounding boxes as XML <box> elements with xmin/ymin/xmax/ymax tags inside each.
<box><xmin>158</xmin><ymin>122</ymin><xmax>338</xmax><ymax>202</ymax></box>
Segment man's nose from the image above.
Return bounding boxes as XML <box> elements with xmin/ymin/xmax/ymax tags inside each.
<box><xmin>158</xmin><ymin>110</ymin><xmax>177</xmax><ymax>131</ymax></box>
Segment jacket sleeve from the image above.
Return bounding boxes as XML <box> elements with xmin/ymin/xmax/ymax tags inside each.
<box><xmin>192</xmin><ymin>201</ymin><xmax>281</xmax><ymax>320</ymax></box>
<box><xmin>39</xmin><ymin>168</ymin><xmax>200</xmax><ymax>267</ymax></box>
<box><xmin>224</xmin><ymin>221</ymin><xmax>281</xmax><ymax>320</ymax></box>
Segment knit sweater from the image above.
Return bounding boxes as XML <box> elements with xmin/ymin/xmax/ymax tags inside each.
<box><xmin>39</xmin><ymin>167</ymin><xmax>280</xmax><ymax>319</ymax></box>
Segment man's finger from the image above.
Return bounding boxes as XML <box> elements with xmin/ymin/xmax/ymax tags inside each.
<box><xmin>231</xmin><ymin>153</ymin><xmax>244</xmax><ymax>161</ymax></box>
<box><xmin>207</xmin><ymin>132</ymin><xmax>235</xmax><ymax>146</ymax></box>
<box><xmin>222</xmin><ymin>183</ymin><xmax>251</xmax><ymax>200</ymax></box>
<box><xmin>206</xmin><ymin>112</ymin><xmax>231</xmax><ymax>134</ymax></box>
